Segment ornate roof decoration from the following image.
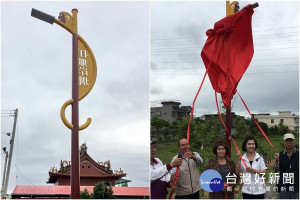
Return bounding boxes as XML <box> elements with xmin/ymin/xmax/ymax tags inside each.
<box><xmin>47</xmin><ymin>143</ymin><xmax>126</xmax><ymax>184</ymax></box>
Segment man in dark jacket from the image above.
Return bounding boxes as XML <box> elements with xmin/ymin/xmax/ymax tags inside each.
<box><xmin>274</xmin><ymin>133</ymin><xmax>299</xmax><ymax>199</ymax></box>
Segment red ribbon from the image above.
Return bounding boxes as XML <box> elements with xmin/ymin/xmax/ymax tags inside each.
<box><xmin>215</xmin><ymin>92</ymin><xmax>248</xmax><ymax>168</ymax></box>
<box><xmin>237</xmin><ymin>92</ymin><xmax>274</xmax><ymax>149</ymax></box>
<box><xmin>187</xmin><ymin>71</ymin><xmax>208</xmax><ymax>144</ymax></box>
<box><xmin>168</xmin><ymin>71</ymin><xmax>208</xmax><ymax>199</ymax></box>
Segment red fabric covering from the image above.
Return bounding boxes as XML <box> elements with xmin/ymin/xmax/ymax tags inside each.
<box><xmin>201</xmin><ymin>4</ymin><xmax>254</xmax><ymax>107</ymax></box>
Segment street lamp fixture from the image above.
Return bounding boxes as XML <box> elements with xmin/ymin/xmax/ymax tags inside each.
<box><xmin>31</xmin><ymin>9</ymin><xmax>55</xmax><ymax>24</ymax></box>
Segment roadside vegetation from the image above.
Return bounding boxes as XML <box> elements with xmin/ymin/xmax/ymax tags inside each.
<box><xmin>152</xmin><ymin>115</ymin><xmax>298</xmax><ymax>199</ymax></box>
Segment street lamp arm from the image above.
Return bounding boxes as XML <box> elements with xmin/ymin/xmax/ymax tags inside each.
<box><xmin>54</xmin><ymin>18</ymin><xmax>74</xmax><ymax>34</ymax></box>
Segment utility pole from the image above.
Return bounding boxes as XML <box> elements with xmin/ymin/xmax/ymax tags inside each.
<box><xmin>3</xmin><ymin>109</ymin><xmax>18</xmax><ymax>198</ymax></box>
<box><xmin>1</xmin><ymin>148</ymin><xmax>9</xmax><ymax>197</ymax></box>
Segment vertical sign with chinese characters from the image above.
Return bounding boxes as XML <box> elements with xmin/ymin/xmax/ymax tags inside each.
<box><xmin>79</xmin><ymin>49</ymin><xmax>89</xmax><ymax>86</ymax></box>
<box><xmin>78</xmin><ymin>36</ymin><xmax>97</xmax><ymax>100</ymax></box>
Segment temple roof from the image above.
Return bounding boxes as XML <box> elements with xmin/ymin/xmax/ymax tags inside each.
<box><xmin>47</xmin><ymin>145</ymin><xmax>126</xmax><ymax>184</ymax></box>
<box><xmin>12</xmin><ymin>185</ymin><xmax>149</xmax><ymax>198</ymax></box>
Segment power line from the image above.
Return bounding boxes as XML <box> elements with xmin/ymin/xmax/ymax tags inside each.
<box><xmin>151</xmin><ymin>34</ymin><xmax>298</xmax><ymax>47</ymax></box>
<box><xmin>151</xmin><ymin>57</ymin><xmax>299</xmax><ymax>64</ymax></box>
<box><xmin>152</xmin><ymin>64</ymin><xmax>299</xmax><ymax>70</ymax></box>
<box><xmin>152</xmin><ymin>46</ymin><xmax>299</xmax><ymax>56</ymax></box>
<box><xmin>255</xmin><ymin>46</ymin><xmax>299</xmax><ymax>51</ymax></box>
<box><xmin>151</xmin><ymin>40</ymin><xmax>299</xmax><ymax>51</ymax></box>
<box><xmin>12</xmin><ymin>162</ymin><xmax>35</xmax><ymax>185</ymax></box>
<box><xmin>152</xmin><ymin>71</ymin><xmax>299</xmax><ymax>75</ymax></box>
<box><xmin>152</xmin><ymin>26</ymin><xmax>299</xmax><ymax>41</ymax></box>
<box><xmin>151</xmin><ymin>15</ymin><xmax>299</xmax><ymax>33</ymax></box>
<box><xmin>151</xmin><ymin>44</ymin><xmax>299</xmax><ymax>53</ymax></box>
<box><xmin>151</xmin><ymin>28</ymin><xmax>299</xmax><ymax>42</ymax></box>
<box><xmin>12</xmin><ymin>162</ymin><xmax>54</xmax><ymax>195</ymax></box>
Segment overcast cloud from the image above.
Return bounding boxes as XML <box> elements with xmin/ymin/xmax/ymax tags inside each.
<box><xmin>1</xmin><ymin>1</ymin><xmax>149</xmax><ymax>194</ymax></box>
<box><xmin>151</xmin><ymin>1</ymin><xmax>299</xmax><ymax>117</ymax></box>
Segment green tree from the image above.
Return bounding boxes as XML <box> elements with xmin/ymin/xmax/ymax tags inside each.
<box><xmin>175</xmin><ymin>117</ymin><xmax>193</xmax><ymax>140</ymax></box>
<box><xmin>278</xmin><ymin>122</ymin><xmax>290</xmax><ymax>135</ymax></box>
<box><xmin>199</xmin><ymin>116</ymin><xmax>224</xmax><ymax>147</ymax></box>
<box><xmin>92</xmin><ymin>182</ymin><xmax>115</xmax><ymax>199</ymax></box>
<box><xmin>175</xmin><ymin>116</ymin><xmax>224</xmax><ymax>149</ymax></box>
<box><xmin>234</xmin><ymin>116</ymin><xmax>250</xmax><ymax>138</ymax></box>
<box><xmin>245</xmin><ymin>119</ymin><xmax>268</xmax><ymax>137</ymax></box>
<box><xmin>258</xmin><ymin>121</ymin><xmax>269</xmax><ymax>135</ymax></box>
<box><xmin>151</xmin><ymin>117</ymin><xmax>171</xmax><ymax>142</ymax></box>
<box><xmin>80</xmin><ymin>187</ymin><xmax>92</xmax><ymax>199</ymax></box>
<box><xmin>269</xmin><ymin>125</ymin><xmax>279</xmax><ymax>135</ymax></box>
<box><xmin>269</xmin><ymin>122</ymin><xmax>290</xmax><ymax>135</ymax></box>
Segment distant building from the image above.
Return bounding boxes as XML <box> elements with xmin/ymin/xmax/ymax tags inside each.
<box><xmin>253</xmin><ymin>111</ymin><xmax>299</xmax><ymax>133</ymax></box>
<box><xmin>200</xmin><ymin>112</ymin><xmax>239</xmax><ymax>128</ymax></box>
<box><xmin>151</xmin><ymin>100</ymin><xmax>191</xmax><ymax>123</ymax></box>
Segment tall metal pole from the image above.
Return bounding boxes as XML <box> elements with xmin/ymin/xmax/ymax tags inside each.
<box><xmin>31</xmin><ymin>8</ymin><xmax>97</xmax><ymax>198</ymax></box>
<box><xmin>1</xmin><ymin>151</ymin><xmax>8</xmax><ymax>196</ymax></box>
<box><xmin>71</xmin><ymin>9</ymin><xmax>80</xmax><ymax>199</ymax></box>
<box><xmin>226</xmin><ymin>107</ymin><xmax>232</xmax><ymax>157</ymax></box>
<box><xmin>225</xmin><ymin>1</ymin><xmax>239</xmax><ymax>158</ymax></box>
<box><xmin>3</xmin><ymin>109</ymin><xmax>18</xmax><ymax>197</ymax></box>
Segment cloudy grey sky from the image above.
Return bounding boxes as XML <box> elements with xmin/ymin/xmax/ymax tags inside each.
<box><xmin>1</xmin><ymin>1</ymin><xmax>149</xmax><ymax>194</ymax></box>
<box><xmin>151</xmin><ymin>1</ymin><xmax>299</xmax><ymax>117</ymax></box>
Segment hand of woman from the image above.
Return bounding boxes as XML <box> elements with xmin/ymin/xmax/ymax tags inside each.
<box><xmin>171</xmin><ymin>184</ymin><xmax>176</xmax><ymax>192</ymax></box>
<box><xmin>222</xmin><ymin>184</ymin><xmax>228</xmax><ymax>192</ymax></box>
<box><xmin>246</xmin><ymin>166</ymin><xmax>256</xmax><ymax>173</ymax></box>
<box><xmin>237</xmin><ymin>151</ymin><xmax>241</xmax><ymax>158</ymax></box>
<box><xmin>274</xmin><ymin>152</ymin><xmax>279</xmax><ymax>160</ymax></box>
<box><xmin>171</xmin><ymin>173</ymin><xmax>175</xmax><ymax>182</ymax></box>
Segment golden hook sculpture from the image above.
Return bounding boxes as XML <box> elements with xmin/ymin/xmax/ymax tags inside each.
<box><xmin>60</xmin><ymin>99</ymin><xmax>92</xmax><ymax>130</ymax></box>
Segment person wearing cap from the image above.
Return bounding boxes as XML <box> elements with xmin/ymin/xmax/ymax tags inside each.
<box><xmin>274</xmin><ymin>133</ymin><xmax>299</xmax><ymax>199</ymax></box>
<box><xmin>151</xmin><ymin>139</ymin><xmax>183</xmax><ymax>199</ymax></box>
<box><xmin>170</xmin><ymin>138</ymin><xmax>203</xmax><ymax>199</ymax></box>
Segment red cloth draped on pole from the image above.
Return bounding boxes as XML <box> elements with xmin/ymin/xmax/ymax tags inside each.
<box><xmin>170</xmin><ymin>5</ymin><xmax>258</xmax><ymax>199</ymax></box>
<box><xmin>201</xmin><ymin>4</ymin><xmax>254</xmax><ymax>108</ymax></box>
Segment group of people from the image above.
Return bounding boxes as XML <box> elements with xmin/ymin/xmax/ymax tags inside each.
<box><xmin>150</xmin><ymin>133</ymin><xmax>299</xmax><ymax>199</ymax></box>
